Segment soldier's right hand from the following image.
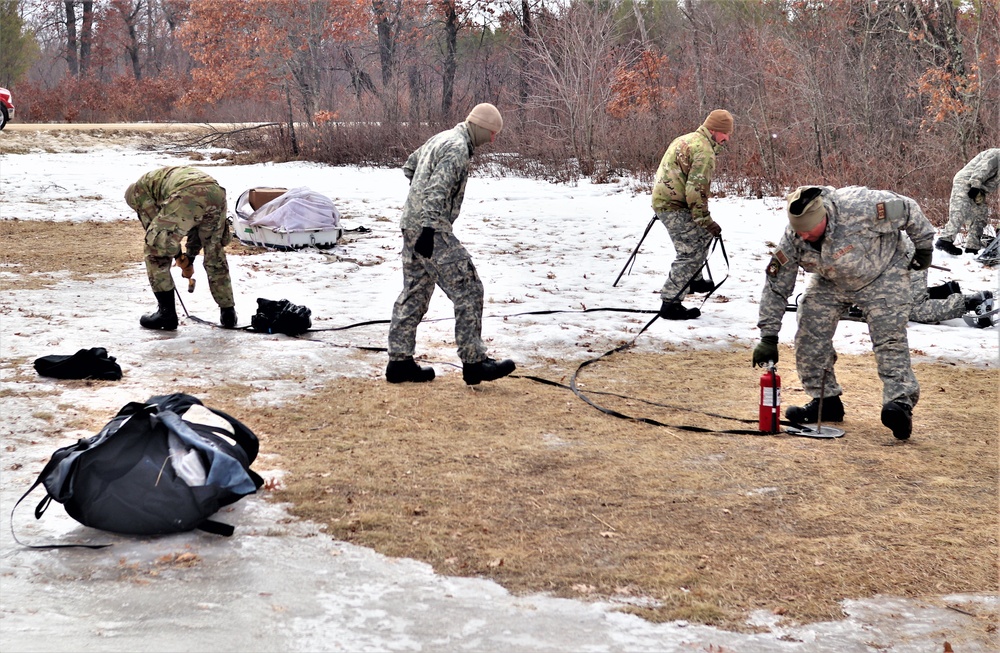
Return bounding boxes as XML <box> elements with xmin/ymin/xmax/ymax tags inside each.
<box><xmin>752</xmin><ymin>335</ymin><xmax>779</xmax><ymax>367</ymax></box>
<box><xmin>706</xmin><ymin>221</ymin><xmax>722</xmax><ymax>237</ymax></box>
<box><xmin>174</xmin><ymin>253</ymin><xmax>195</xmax><ymax>279</ymax></box>
<box><xmin>414</xmin><ymin>227</ymin><xmax>435</xmax><ymax>258</ymax></box>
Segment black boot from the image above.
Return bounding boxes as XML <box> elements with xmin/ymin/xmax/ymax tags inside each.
<box><xmin>964</xmin><ymin>247</ymin><xmax>979</xmax><ymax>255</ymax></box>
<box><xmin>688</xmin><ymin>278</ymin><xmax>715</xmax><ymax>294</ymax></box>
<box><xmin>880</xmin><ymin>401</ymin><xmax>913</xmax><ymax>440</ymax></box>
<box><xmin>386</xmin><ymin>357</ymin><xmax>435</xmax><ymax>383</ymax></box>
<box><xmin>463</xmin><ymin>357</ymin><xmax>516</xmax><ymax>385</ymax></box>
<box><xmin>964</xmin><ymin>290</ymin><xmax>993</xmax><ymax>312</ymax></box>
<box><xmin>927</xmin><ymin>281</ymin><xmax>961</xmax><ymax>299</ymax></box>
<box><xmin>659</xmin><ymin>301</ymin><xmax>701</xmax><ymax>320</ymax></box>
<box><xmin>785</xmin><ymin>395</ymin><xmax>845</xmax><ymax>424</ymax></box>
<box><xmin>934</xmin><ymin>238</ymin><xmax>962</xmax><ymax>255</ymax></box>
<box><xmin>140</xmin><ymin>290</ymin><xmax>178</xmax><ymax>330</ymax></box>
<box><xmin>220</xmin><ymin>306</ymin><xmax>238</xmax><ymax>329</ymax></box>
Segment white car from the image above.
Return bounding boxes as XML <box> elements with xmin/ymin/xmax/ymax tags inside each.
<box><xmin>0</xmin><ymin>87</ymin><xmax>14</xmax><ymax>129</ymax></box>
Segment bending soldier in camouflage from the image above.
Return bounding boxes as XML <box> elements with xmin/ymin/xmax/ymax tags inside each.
<box><xmin>125</xmin><ymin>166</ymin><xmax>237</xmax><ymax>330</ymax></box>
<box><xmin>935</xmin><ymin>148</ymin><xmax>1000</xmax><ymax>255</ymax></box>
<box><xmin>651</xmin><ymin>109</ymin><xmax>733</xmax><ymax>320</ymax></box>
<box><xmin>752</xmin><ymin>186</ymin><xmax>937</xmax><ymax>440</ymax></box>
<box><xmin>386</xmin><ymin>103</ymin><xmax>515</xmax><ymax>385</ymax></box>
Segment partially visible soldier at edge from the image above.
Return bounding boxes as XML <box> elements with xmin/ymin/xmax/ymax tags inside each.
<box><xmin>651</xmin><ymin>109</ymin><xmax>734</xmax><ymax>320</ymax></box>
<box><xmin>125</xmin><ymin>166</ymin><xmax>237</xmax><ymax>331</ymax></box>
<box><xmin>752</xmin><ymin>185</ymin><xmax>937</xmax><ymax>441</ymax></box>
<box><xmin>935</xmin><ymin>148</ymin><xmax>1000</xmax><ymax>255</ymax></box>
<box><xmin>385</xmin><ymin>103</ymin><xmax>516</xmax><ymax>386</ymax></box>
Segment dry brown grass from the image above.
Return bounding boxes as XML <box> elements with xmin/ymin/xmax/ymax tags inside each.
<box><xmin>6</xmin><ymin>220</ymin><xmax>997</xmax><ymax>633</ymax></box>
<box><xmin>0</xmin><ymin>220</ymin><xmax>261</xmax><ymax>289</ymax></box>
<box><xmin>207</xmin><ymin>348</ymin><xmax>999</xmax><ymax>631</ymax></box>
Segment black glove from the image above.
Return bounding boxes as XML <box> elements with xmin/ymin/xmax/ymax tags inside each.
<box><xmin>706</xmin><ymin>221</ymin><xmax>722</xmax><ymax>237</ymax></box>
<box><xmin>969</xmin><ymin>187</ymin><xmax>985</xmax><ymax>204</ymax></box>
<box><xmin>752</xmin><ymin>335</ymin><xmax>779</xmax><ymax>367</ymax></box>
<box><xmin>414</xmin><ymin>227</ymin><xmax>435</xmax><ymax>258</ymax></box>
<box><xmin>908</xmin><ymin>248</ymin><xmax>933</xmax><ymax>271</ymax></box>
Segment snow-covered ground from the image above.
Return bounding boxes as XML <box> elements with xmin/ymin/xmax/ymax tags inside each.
<box><xmin>1</xmin><ymin>131</ymin><xmax>996</xmax><ymax>652</ymax></box>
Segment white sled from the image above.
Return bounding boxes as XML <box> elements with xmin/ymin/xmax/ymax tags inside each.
<box><xmin>232</xmin><ymin>187</ymin><xmax>343</xmax><ymax>250</ymax></box>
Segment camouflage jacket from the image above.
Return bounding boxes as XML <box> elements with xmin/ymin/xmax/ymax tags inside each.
<box><xmin>124</xmin><ymin>166</ymin><xmax>219</xmax><ymax>227</ymax></box>
<box><xmin>955</xmin><ymin>148</ymin><xmax>1000</xmax><ymax>194</ymax></box>
<box><xmin>400</xmin><ymin>123</ymin><xmax>475</xmax><ymax>233</ymax></box>
<box><xmin>757</xmin><ymin>186</ymin><xmax>936</xmax><ymax>337</ymax></box>
<box><xmin>650</xmin><ymin>125</ymin><xmax>721</xmax><ymax>226</ymax></box>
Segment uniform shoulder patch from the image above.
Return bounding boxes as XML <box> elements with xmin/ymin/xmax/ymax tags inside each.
<box><xmin>766</xmin><ymin>251</ymin><xmax>788</xmax><ymax>278</ymax></box>
<box><xmin>876</xmin><ymin>199</ymin><xmax>905</xmax><ymax>221</ymax></box>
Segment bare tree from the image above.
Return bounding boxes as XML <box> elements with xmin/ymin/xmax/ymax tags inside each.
<box><xmin>525</xmin><ymin>2</ymin><xmax>640</xmax><ymax>174</ymax></box>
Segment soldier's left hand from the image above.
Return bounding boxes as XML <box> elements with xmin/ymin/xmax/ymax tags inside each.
<box><xmin>175</xmin><ymin>253</ymin><xmax>195</xmax><ymax>279</ymax></box>
<box><xmin>706</xmin><ymin>221</ymin><xmax>722</xmax><ymax>237</ymax></box>
<box><xmin>908</xmin><ymin>248</ymin><xmax>933</xmax><ymax>271</ymax></box>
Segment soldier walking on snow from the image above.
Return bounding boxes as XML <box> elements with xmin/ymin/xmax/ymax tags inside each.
<box><xmin>125</xmin><ymin>166</ymin><xmax>237</xmax><ymax>331</ymax></box>
<box><xmin>386</xmin><ymin>103</ymin><xmax>515</xmax><ymax>386</ymax></box>
<box><xmin>651</xmin><ymin>109</ymin><xmax>734</xmax><ymax>320</ymax></box>
<box><xmin>935</xmin><ymin>148</ymin><xmax>1000</xmax><ymax>255</ymax></box>
<box><xmin>752</xmin><ymin>185</ymin><xmax>936</xmax><ymax>440</ymax></box>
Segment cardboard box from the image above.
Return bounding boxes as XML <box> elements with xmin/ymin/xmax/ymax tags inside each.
<box><xmin>248</xmin><ymin>187</ymin><xmax>288</xmax><ymax>211</ymax></box>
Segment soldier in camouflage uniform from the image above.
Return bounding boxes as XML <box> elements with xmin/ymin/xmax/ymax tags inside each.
<box><xmin>125</xmin><ymin>166</ymin><xmax>236</xmax><ymax>330</ymax></box>
<box><xmin>935</xmin><ymin>148</ymin><xmax>1000</xmax><ymax>255</ymax></box>
<box><xmin>651</xmin><ymin>109</ymin><xmax>733</xmax><ymax>320</ymax></box>
<box><xmin>752</xmin><ymin>185</ymin><xmax>936</xmax><ymax>440</ymax></box>
<box><xmin>386</xmin><ymin>103</ymin><xmax>516</xmax><ymax>385</ymax></box>
<box><xmin>907</xmin><ymin>269</ymin><xmax>993</xmax><ymax>325</ymax></box>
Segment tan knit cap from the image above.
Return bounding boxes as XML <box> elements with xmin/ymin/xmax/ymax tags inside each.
<box><xmin>702</xmin><ymin>109</ymin><xmax>734</xmax><ymax>135</ymax></box>
<box><xmin>466</xmin><ymin>103</ymin><xmax>503</xmax><ymax>134</ymax></box>
<box><xmin>786</xmin><ymin>187</ymin><xmax>827</xmax><ymax>232</ymax></box>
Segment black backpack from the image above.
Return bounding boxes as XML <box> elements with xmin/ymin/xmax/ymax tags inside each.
<box><xmin>13</xmin><ymin>393</ymin><xmax>264</xmax><ymax>547</ymax></box>
<box><xmin>250</xmin><ymin>297</ymin><xmax>312</xmax><ymax>336</ymax></box>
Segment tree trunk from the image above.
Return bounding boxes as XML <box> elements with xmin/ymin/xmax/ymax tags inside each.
<box><xmin>64</xmin><ymin>1</ymin><xmax>79</xmax><ymax>77</ymax></box>
<box><xmin>517</xmin><ymin>0</ymin><xmax>532</xmax><ymax>106</ymax></box>
<box><xmin>441</xmin><ymin>0</ymin><xmax>457</xmax><ymax>120</ymax></box>
<box><xmin>681</xmin><ymin>0</ymin><xmax>705</xmax><ymax>114</ymax></box>
<box><xmin>79</xmin><ymin>1</ymin><xmax>93</xmax><ymax>76</ymax></box>
<box><xmin>372</xmin><ymin>0</ymin><xmax>396</xmax><ymax>87</ymax></box>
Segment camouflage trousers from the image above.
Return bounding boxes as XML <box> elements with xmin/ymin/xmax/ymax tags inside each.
<box><xmin>939</xmin><ymin>181</ymin><xmax>990</xmax><ymax>249</ymax></box>
<box><xmin>795</xmin><ymin>250</ymin><xmax>919</xmax><ymax>408</ymax></box>
<box><xmin>388</xmin><ymin>228</ymin><xmax>487</xmax><ymax>364</ymax></box>
<box><xmin>908</xmin><ymin>268</ymin><xmax>966</xmax><ymax>324</ymax></box>
<box><xmin>655</xmin><ymin>209</ymin><xmax>713</xmax><ymax>302</ymax></box>
<box><xmin>144</xmin><ymin>182</ymin><xmax>234</xmax><ymax>308</ymax></box>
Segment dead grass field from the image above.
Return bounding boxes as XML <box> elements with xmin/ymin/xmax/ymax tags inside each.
<box><xmin>5</xmin><ymin>202</ymin><xmax>997</xmax><ymax>634</ymax></box>
<box><xmin>0</xmin><ymin>220</ymin><xmax>260</xmax><ymax>290</ymax></box>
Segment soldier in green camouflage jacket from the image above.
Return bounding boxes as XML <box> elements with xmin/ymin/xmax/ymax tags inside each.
<box><xmin>386</xmin><ymin>103</ymin><xmax>516</xmax><ymax>386</ymax></box>
<box><xmin>651</xmin><ymin>109</ymin><xmax>733</xmax><ymax>320</ymax></box>
<box><xmin>752</xmin><ymin>186</ymin><xmax>937</xmax><ymax>440</ymax></box>
<box><xmin>935</xmin><ymin>148</ymin><xmax>1000</xmax><ymax>255</ymax></box>
<box><xmin>125</xmin><ymin>166</ymin><xmax>236</xmax><ymax>330</ymax></box>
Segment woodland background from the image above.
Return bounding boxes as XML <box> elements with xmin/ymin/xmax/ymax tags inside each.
<box><xmin>2</xmin><ymin>0</ymin><xmax>998</xmax><ymax>219</ymax></box>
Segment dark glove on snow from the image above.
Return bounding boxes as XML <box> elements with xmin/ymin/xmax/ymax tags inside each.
<box><xmin>752</xmin><ymin>335</ymin><xmax>779</xmax><ymax>368</ymax></box>
<box><xmin>414</xmin><ymin>227</ymin><xmax>435</xmax><ymax>258</ymax></box>
<box><xmin>706</xmin><ymin>221</ymin><xmax>722</xmax><ymax>237</ymax></box>
<box><xmin>908</xmin><ymin>248</ymin><xmax>933</xmax><ymax>271</ymax></box>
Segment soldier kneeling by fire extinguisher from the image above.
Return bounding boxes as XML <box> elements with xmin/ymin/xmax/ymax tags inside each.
<box><xmin>751</xmin><ymin>185</ymin><xmax>936</xmax><ymax>441</ymax></box>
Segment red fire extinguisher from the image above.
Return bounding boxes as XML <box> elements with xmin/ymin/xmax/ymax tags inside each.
<box><xmin>759</xmin><ymin>364</ymin><xmax>781</xmax><ymax>433</ymax></box>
